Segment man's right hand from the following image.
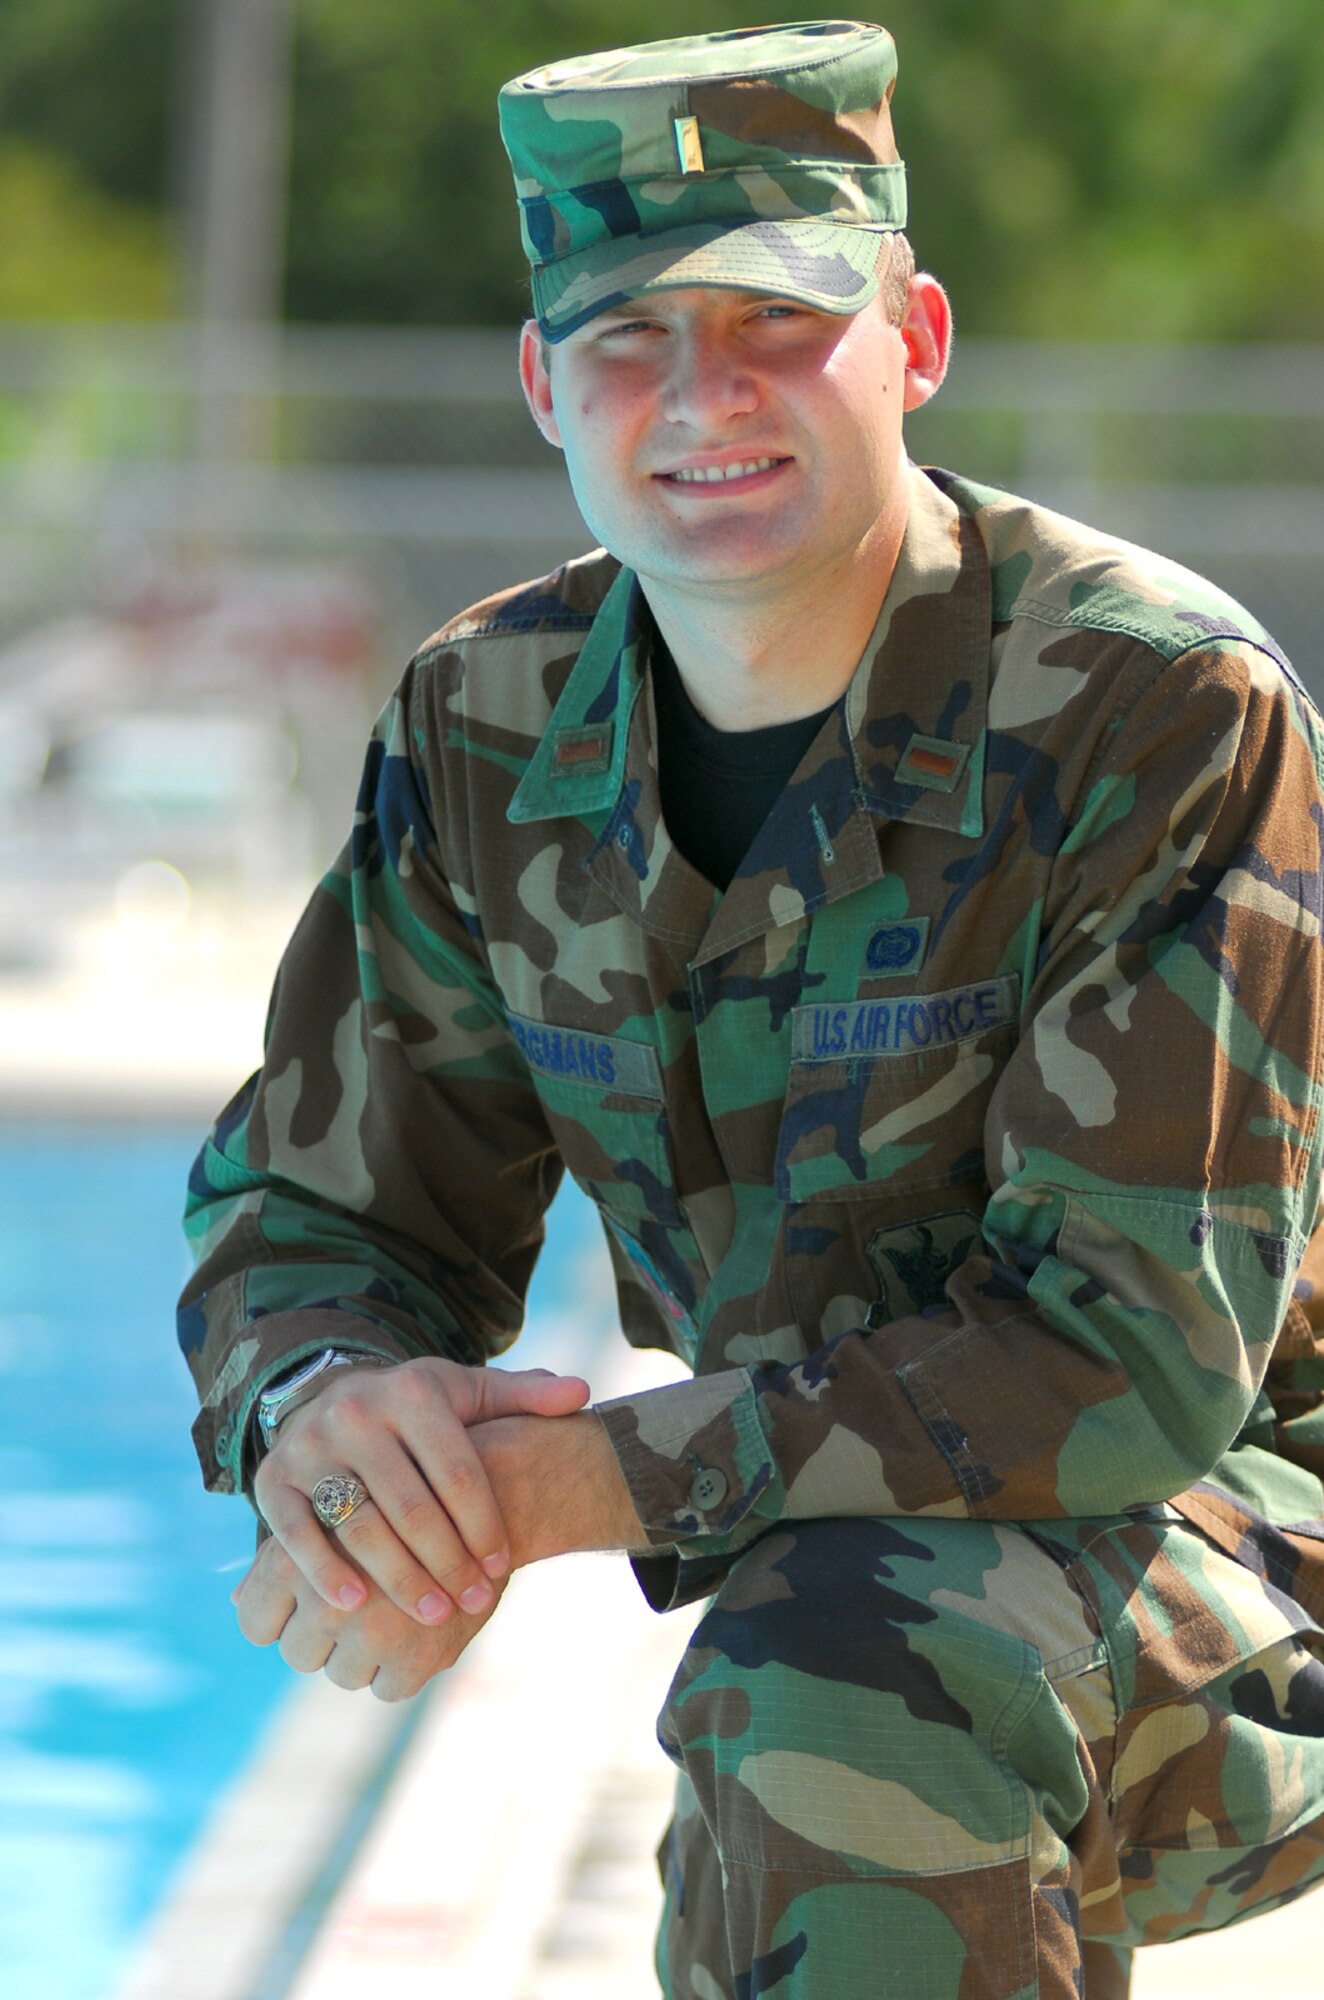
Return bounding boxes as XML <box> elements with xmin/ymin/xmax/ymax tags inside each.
<box><xmin>251</xmin><ymin>1356</ymin><xmax>589</xmax><ymax>1628</ymax></box>
<box><xmin>232</xmin><ymin>1534</ymin><xmax>500</xmax><ymax>1701</ymax></box>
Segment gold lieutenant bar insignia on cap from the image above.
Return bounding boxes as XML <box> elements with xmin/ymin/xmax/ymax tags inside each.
<box><xmin>673</xmin><ymin>115</ymin><xmax>705</xmax><ymax>175</ymax></box>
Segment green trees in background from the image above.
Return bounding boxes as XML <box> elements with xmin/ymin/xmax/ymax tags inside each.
<box><xmin>3</xmin><ymin>0</ymin><xmax>1322</xmax><ymax>337</ymax></box>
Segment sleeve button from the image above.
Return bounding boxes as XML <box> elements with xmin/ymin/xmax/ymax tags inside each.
<box><xmin>689</xmin><ymin>1466</ymin><xmax>728</xmax><ymax>1511</ymax></box>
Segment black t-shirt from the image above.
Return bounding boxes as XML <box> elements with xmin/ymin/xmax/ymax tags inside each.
<box><xmin>650</xmin><ymin>640</ymin><xmax>835</xmax><ymax>892</ymax></box>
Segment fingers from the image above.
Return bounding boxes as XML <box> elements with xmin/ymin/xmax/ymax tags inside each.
<box><xmin>231</xmin><ymin>1537</ymin><xmax>500</xmax><ymax>1702</ymax></box>
<box><xmin>252</xmin><ymin>1466</ymin><xmax>375</xmax><ymax>1614</ymax></box>
<box><xmin>253</xmin><ymin>1356</ymin><xmax>588</xmax><ymax>1623</ymax></box>
<box><xmin>361</xmin><ymin>1581</ymin><xmax>502</xmax><ymax>1700</ymax></box>
<box><xmin>465</xmin><ymin>1365</ymin><xmax>592</xmax><ymax>1423</ymax></box>
<box><xmin>324</xmin><ymin>1454</ymin><xmax>502</xmax><ymax>1622</ymax></box>
<box><xmin>231</xmin><ymin>1537</ymin><xmax>302</xmax><ymax>1648</ymax></box>
<box><xmin>385</xmin><ymin>1393</ymin><xmax>512</xmax><ymax>1593</ymax></box>
<box><xmin>256</xmin><ymin>1439</ymin><xmax>502</xmax><ymax>1626</ymax></box>
<box><xmin>256</xmin><ymin>1468</ymin><xmax>471</xmax><ymax>1625</ymax></box>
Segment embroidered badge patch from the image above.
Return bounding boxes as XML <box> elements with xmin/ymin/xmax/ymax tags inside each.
<box><xmin>895</xmin><ymin>734</ymin><xmax>970</xmax><ymax>794</ymax></box>
<box><xmin>863</xmin><ymin>917</ymin><xmax>930</xmax><ymax>978</ymax></box>
<box><xmin>792</xmin><ymin>974</ymin><xmax>1020</xmax><ymax>1063</ymax></box>
<box><xmin>506</xmin><ymin>1012</ymin><xmax>663</xmax><ymax>1099</ymax></box>
<box><xmin>865</xmin><ymin>1209</ymin><xmax>982</xmax><ymax>1325</ymax></box>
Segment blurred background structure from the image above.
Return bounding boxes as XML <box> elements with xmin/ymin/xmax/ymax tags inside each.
<box><xmin>3</xmin><ymin>4</ymin><xmax>1323</xmax><ymax>1998</ymax></box>
<box><xmin>3</xmin><ymin>0</ymin><xmax>1324</xmax><ymax>1029</ymax></box>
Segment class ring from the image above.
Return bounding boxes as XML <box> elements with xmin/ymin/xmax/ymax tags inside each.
<box><xmin>311</xmin><ymin>1474</ymin><xmax>370</xmax><ymax>1529</ymax></box>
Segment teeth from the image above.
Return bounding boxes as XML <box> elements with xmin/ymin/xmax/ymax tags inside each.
<box><xmin>668</xmin><ymin>456</ymin><xmax>778</xmax><ymax>483</ymax></box>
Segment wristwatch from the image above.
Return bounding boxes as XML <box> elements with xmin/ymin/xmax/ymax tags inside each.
<box><xmin>254</xmin><ymin>1348</ymin><xmax>387</xmax><ymax>1453</ymax></box>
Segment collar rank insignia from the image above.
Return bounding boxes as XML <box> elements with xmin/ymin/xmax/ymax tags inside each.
<box><xmin>553</xmin><ymin>723</ymin><xmax>613</xmax><ymax>776</ymax></box>
<box><xmin>895</xmin><ymin>734</ymin><xmax>970</xmax><ymax>794</ymax></box>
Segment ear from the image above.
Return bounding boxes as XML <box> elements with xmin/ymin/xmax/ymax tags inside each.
<box><xmin>519</xmin><ymin>320</ymin><xmax>564</xmax><ymax>449</ymax></box>
<box><xmin>899</xmin><ymin>274</ymin><xmax>952</xmax><ymax>414</ymax></box>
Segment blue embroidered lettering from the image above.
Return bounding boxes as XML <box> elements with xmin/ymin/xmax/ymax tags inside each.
<box><xmin>506</xmin><ymin>1013</ymin><xmax>655</xmax><ymax>1096</ymax></box>
<box><xmin>790</xmin><ymin>976</ymin><xmax>1019</xmax><ymax>1066</ymax></box>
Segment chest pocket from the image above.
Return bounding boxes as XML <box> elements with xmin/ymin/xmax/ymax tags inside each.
<box><xmin>507</xmin><ymin>1012</ymin><xmax>681</xmax><ymax>1231</ymax></box>
<box><xmin>776</xmin><ymin>976</ymin><xmax>1019</xmax><ymax>1204</ymax></box>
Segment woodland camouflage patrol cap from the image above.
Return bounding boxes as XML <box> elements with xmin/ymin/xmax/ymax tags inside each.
<box><xmin>498</xmin><ymin>21</ymin><xmax>908</xmax><ymax>342</ymax></box>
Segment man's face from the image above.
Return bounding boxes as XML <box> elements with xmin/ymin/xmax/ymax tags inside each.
<box><xmin>520</xmin><ymin>280</ymin><xmax>943</xmax><ymax>604</ymax></box>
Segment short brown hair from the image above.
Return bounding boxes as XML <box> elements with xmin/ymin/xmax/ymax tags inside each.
<box><xmin>878</xmin><ymin>231</ymin><xmax>915</xmax><ymax>326</ymax></box>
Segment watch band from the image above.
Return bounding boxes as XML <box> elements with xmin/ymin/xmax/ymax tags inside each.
<box><xmin>255</xmin><ymin>1348</ymin><xmax>387</xmax><ymax>1452</ymax></box>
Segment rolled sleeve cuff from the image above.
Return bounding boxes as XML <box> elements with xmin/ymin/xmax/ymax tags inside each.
<box><xmin>595</xmin><ymin>1367</ymin><xmax>784</xmax><ymax>1558</ymax></box>
<box><xmin>190</xmin><ymin>1308</ymin><xmax>417</xmax><ymax>1498</ymax></box>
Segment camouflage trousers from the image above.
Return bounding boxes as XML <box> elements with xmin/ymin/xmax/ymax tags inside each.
<box><xmin>653</xmin><ymin>1508</ymin><xmax>1324</xmax><ymax>1999</ymax></box>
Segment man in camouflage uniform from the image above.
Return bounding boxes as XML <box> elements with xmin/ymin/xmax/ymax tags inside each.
<box><xmin>181</xmin><ymin>22</ymin><xmax>1324</xmax><ymax>1999</ymax></box>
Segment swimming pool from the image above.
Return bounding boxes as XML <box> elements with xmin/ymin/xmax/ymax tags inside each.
<box><xmin>0</xmin><ymin>1125</ymin><xmax>611</xmax><ymax>2000</ymax></box>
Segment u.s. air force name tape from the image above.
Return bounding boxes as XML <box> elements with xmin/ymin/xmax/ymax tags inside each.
<box><xmin>791</xmin><ymin>974</ymin><xmax>1020</xmax><ymax>1063</ymax></box>
<box><xmin>506</xmin><ymin>1011</ymin><xmax>665</xmax><ymax>1099</ymax></box>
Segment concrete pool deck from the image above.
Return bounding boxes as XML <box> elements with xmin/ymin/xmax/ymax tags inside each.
<box><xmin>0</xmin><ymin>884</ymin><xmax>304</xmax><ymax>1121</ymax></box>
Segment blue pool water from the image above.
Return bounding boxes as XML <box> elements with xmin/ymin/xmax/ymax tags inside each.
<box><xmin>0</xmin><ymin>1125</ymin><xmax>607</xmax><ymax>2000</ymax></box>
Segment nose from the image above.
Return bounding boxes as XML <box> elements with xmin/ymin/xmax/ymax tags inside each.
<box><xmin>660</xmin><ymin>319</ymin><xmax>758</xmax><ymax>431</ymax></box>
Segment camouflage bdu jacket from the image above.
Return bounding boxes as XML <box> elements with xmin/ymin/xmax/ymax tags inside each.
<box><xmin>182</xmin><ymin>465</ymin><xmax>1324</xmax><ymax>1611</ymax></box>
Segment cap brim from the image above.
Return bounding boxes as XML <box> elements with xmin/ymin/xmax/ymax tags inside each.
<box><xmin>535</xmin><ymin>218</ymin><xmax>890</xmax><ymax>341</ymax></box>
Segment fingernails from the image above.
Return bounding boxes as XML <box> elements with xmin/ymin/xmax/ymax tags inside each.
<box><xmin>338</xmin><ymin>1582</ymin><xmax>366</xmax><ymax>1609</ymax></box>
<box><xmin>417</xmin><ymin>1592</ymin><xmax>451</xmax><ymax>1624</ymax></box>
<box><xmin>460</xmin><ymin>1581</ymin><xmax>494</xmax><ymax>1614</ymax></box>
<box><xmin>483</xmin><ymin>1550</ymin><xmax>509</xmax><ymax>1580</ymax></box>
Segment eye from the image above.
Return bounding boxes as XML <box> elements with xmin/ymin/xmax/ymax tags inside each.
<box><xmin>600</xmin><ymin>316</ymin><xmax>664</xmax><ymax>341</ymax></box>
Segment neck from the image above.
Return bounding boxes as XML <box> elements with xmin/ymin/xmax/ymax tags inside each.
<box><xmin>640</xmin><ymin>471</ymin><xmax>912</xmax><ymax>732</ymax></box>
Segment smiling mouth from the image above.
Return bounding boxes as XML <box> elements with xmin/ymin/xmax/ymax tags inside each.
<box><xmin>660</xmin><ymin>455</ymin><xmax>791</xmax><ymax>485</ymax></box>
